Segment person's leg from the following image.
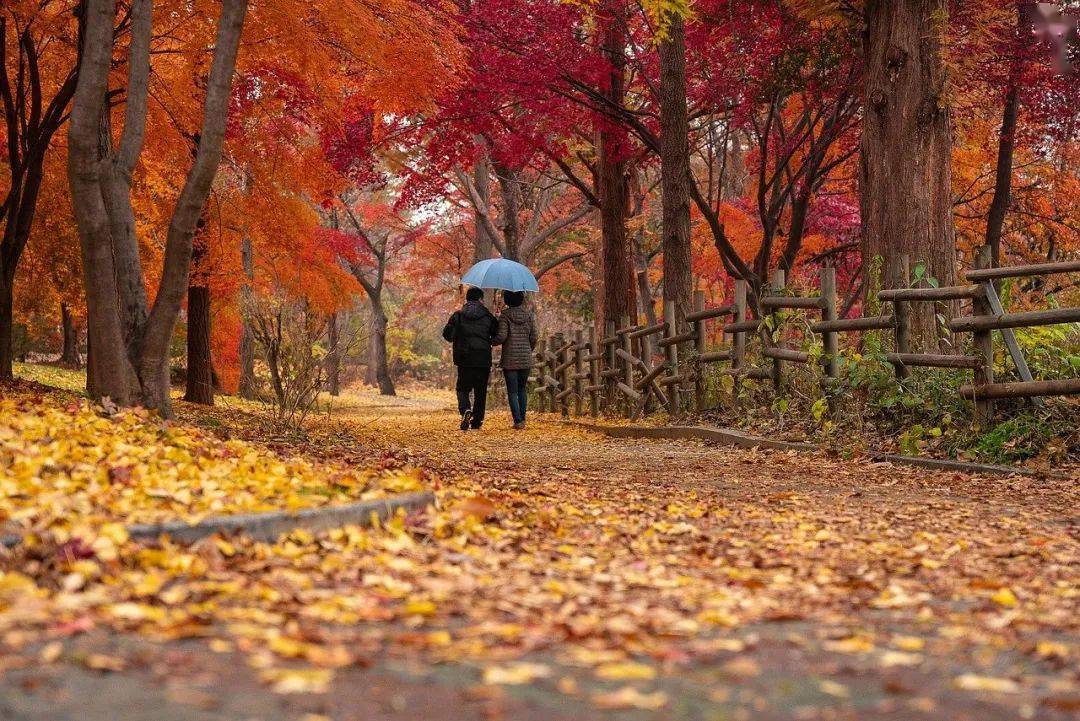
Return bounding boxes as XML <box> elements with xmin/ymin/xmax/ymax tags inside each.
<box><xmin>471</xmin><ymin>367</ymin><xmax>490</xmax><ymax>428</ymax></box>
<box><xmin>455</xmin><ymin>367</ymin><xmax>471</xmax><ymax>415</ymax></box>
<box><xmin>456</xmin><ymin>367</ymin><xmax>474</xmax><ymax>430</ymax></box>
<box><xmin>504</xmin><ymin>370</ymin><xmax>522</xmax><ymax>425</ymax></box>
<box><xmin>516</xmin><ymin>369</ymin><xmax>529</xmax><ymax>424</ymax></box>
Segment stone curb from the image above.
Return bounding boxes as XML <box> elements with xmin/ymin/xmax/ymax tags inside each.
<box><xmin>0</xmin><ymin>491</ymin><xmax>436</xmax><ymax>549</ymax></box>
<box><xmin>559</xmin><ymin>420</ymin><xmax>1064</xmax><ymax>478</ymax></box>
<box><xmin>562</xmin><ymin>421</ymin><xmax>816</xmax><ymax>453</ymax></box>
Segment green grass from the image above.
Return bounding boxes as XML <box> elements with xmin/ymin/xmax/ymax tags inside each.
<box><xmin>13</xmin><ymin>362</ymin><xmax>87</xmax><ymax>394</ymax></box>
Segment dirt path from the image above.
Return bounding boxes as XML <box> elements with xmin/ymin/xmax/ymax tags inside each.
<box><xmin>3</xmin><ymin>388</ymin><xmax>1077</xmax><ymax>720</ymax></box>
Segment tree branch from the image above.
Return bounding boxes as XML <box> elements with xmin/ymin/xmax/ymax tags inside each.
<box><xmin>535</xmin><ymin>251</ymin><xmax>585</xmax><ymax>279</ymax></box>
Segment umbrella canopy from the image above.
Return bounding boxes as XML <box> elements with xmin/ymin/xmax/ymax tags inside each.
<box><xmin>461</xmin><ymin>258</ymin><xmax>539</xmax><ymax>293</ymax></box>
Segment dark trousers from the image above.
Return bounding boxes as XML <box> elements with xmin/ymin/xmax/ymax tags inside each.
<box><xmin>503</xmin><ymin>368</ymin><xmax>529</xmax><ymax>424</ymax></box>
<box><xmin>455</xmin><ymin>366</ymin><xmax>490</xmax><ymax>427</ymax></box>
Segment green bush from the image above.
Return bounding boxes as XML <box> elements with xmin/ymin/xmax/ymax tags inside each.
<box><xmin>972</xmin><ymin>411</ymin><xmax>1059</xmax><ymax>464</ymax></box>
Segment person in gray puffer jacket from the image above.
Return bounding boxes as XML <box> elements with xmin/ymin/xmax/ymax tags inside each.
<box><xmin>494</xmin><ymin>290</ymin><xmax>538</xmax><ymax>429</ymax></box>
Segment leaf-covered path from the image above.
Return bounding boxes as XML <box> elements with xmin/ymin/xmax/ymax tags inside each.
<box><xmin>2</xmin><ymin>386</ymin><xmax>1077</xmax><ymax>720</ymax></box>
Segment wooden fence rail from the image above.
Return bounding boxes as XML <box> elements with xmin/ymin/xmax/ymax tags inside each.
<box><xmin>528</xmin><ymin>249</ymin><xmax>1079</xmax><ymax>425</ymax></box>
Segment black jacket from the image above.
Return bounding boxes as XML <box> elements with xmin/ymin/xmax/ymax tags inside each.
<box><xmin>442</xmin><ymin>300</ymin><xmax>499</xmax><ymax>367</ymax></box>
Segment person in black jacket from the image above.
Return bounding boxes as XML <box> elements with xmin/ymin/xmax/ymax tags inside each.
<box><xmin>442</xmin><ymin>287</ymin><xmax>499</xmax><ymax>430</ymax></box>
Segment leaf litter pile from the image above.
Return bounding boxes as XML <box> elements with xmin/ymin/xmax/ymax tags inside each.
<box><xmin>1</xmin><ymin>383</ymin><xmax>1078</xmax><ymax>717</ymax></box>
<box><xmin>0</xmin><ymin>389</ymin><xmax>425</xmax><ymax>539</ymax></box>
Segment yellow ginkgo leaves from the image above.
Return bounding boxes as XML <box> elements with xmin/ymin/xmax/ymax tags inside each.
<box><xmin>0</xmin><ymin>391</ymin><xmax>425</xmax><ymax>540</ymax></box>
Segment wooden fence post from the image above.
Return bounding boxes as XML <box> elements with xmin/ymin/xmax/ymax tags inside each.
<box><xmin>604</xmin><ymin>320</ymin><xmax>616</xmax><ymax>412</ymax></box>
<box><xmin>820</xmin><ymin>266</ymin><xmax>839</xmax><ymax>379</ymax></box>
<box><xmin>561</xmin><ymin>335</ymin><xmax>573</xmax><ymax>417</ymax></box>
<box><xmin>535</xmin><ymin>338</ymin><xmax>547</xmax><ymax>413</ymax></box>
<box><xmin>574</xmin><ymin>329</ymin><xmax>585</xmax><ymax>417</ymax></box>
<box><xmin>620</xmin><ymin>316</ymin><xmax>634</xmax><ymax>419</ymax></box>
<box><xmin>731</xmin><ymin>279</ymin><xmax>747</xmax><ymax>399</ymax></box>
<box><xmin>548</xmin><ymin>332</ymin><xmax>557</xmax><ymax>410</ymax></box>
<box><xmin>693</xmin><ymin>290</ymin><xmax>707</xmax><ymax>412</ymax></box>
<box><xmin>587</xmin><ymin>326</ymin><xmax>600</xmax><ymax>417</ymax></box>
<box><xmin>663</xmin><ymin>300</ymin><xmax>680</xmax><ymax>415</ymax></box>
<box><xmin>769</xmin><ymin>270</ymin><xmax>785</xmax><ymax>390</ymax></box>
<box><xmin>972</xmin><ymin>246</ymin><xmax>995</xmax><ymax>426</ymax></box>
<box><xmin>893</xmin><ymin>255</ymin><xmax>912</xmax><ymax>380</ymax></box>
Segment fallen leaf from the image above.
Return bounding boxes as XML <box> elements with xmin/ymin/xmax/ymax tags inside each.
<box><xmin>953</xmin><ymin>674</ymin><xmax>1019</xmax><ymax>694</ymax></box>
<box><xmin>819</xmin><ymin>679</ymin><xmax>850</xmax><ymax>698</ymax></box>
<box><xmin>482</xmin><ymin>663</ymin><xmax>551</xmax><ymax>685</ymax></box>
<box><xmin>39</xmin><ymin>642</ymin><xmax>63</xmax><ymax>664</ymax></box>
<box><xmin>595</xmin><ymin>661</ymin><xmax>656</xmax><ymax>681</ymax></box>
<box><xmin>591</xmin><ymin>686</ymin><xmax>669</xmax><ymax>710</ymax></box>
<box><xmin>260</xmin><ymin>668</ymin><xmax>334</xmax><ymax>694</ymax></box>
<box><xmin>83</xmin><ymin>654</ymin><xmax>126</xmax><ymax>672</ymax></box>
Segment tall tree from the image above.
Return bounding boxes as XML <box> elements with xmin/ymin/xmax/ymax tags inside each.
<box><xmin>859</xmin><ymin>0</ymin><xmax>956</xmax><ymax>349</ymax></box>
<box><xmin>983</xmin><ymin>1</ymin><xmax>1034</xmax><ymax>269</ymax></box>
<box><xmin>596</xmin><ymin>9</ymin><xmax>636</xmax><ymax>330</ymax></box>
<box><xmin>329</xmin><ymin>197</ymin><xmax>420</xmax><ymax>397</ymax></box>
<box><xmin>0</xmin><ymin>1</ymin><xmax>82</xmax><ymax>380</ymax></box>
<box><xmin>237</xmin><ymin>235</ymin><xmax>257</xmax><ymax>398</ymax></box>
<box><xmin>657</xmin><ymin>11</ymin><xmax>692</xmax><ymax>325</ymax></box>
<box><xmin>67</xmin><ymin>0</ymin><xmax>248</xmax><ymax>414</ymax></box>
<box><xmin>183</xmin><ymin>233</ymin><xmax>213</xmax><ymax>404</ymax></box>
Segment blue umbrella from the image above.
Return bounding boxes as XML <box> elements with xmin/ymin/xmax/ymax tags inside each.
<box><xmin>461</xmin><ymin>258</ymin><xmax>539</xmax><ymax>293</ymax></box>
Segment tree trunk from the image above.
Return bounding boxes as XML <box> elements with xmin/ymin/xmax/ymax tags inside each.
<box><xmin>0</xmin><ymin>4</ymin><xmax>83</xmax><ymax>382</ymax></box>
<box><xmin>985</xmin><ymin>3</ymin><xmax>1027</xmax><ymax>269</ymax></box>
<box><xmin>60</xmin><ymin>303</ymin><xmax>81</xmax><ymax>369</ymax></box>
<box><xmin>369</xmin><ymin>301</ymin><xmax>395</xmax><ymax>396</ymax></box>
<box><xmin>472</xmin><ymin>144</ymin><xmax>495</xmax><ymax>263</ymax></box>
<box><xmin>67</xmin><ymin>0</ymin><xmax>248</xmax><ymax>416</ymax></box>
<box><xmin>325</xmin><ymin>312</ymin><xmax>340</xmax><ymax>396</ymax></box>
<box><xmin>658</xmin><ymin>14</ymin><xmax>693</xmax><ymax>326</ymax></box>
<box><xmin>494</xmin><ymin>164</ymin><xmax>521</xmax><ymax>261</ymax></box>
<box><xmin>597</xmin><ymin>13</ymin><xmax>636</xmax><ymax>332</ymax></box>
<box><xmin>633</xmin><ymin>234</ymin><xmax>658</xmax><ymax>327</ymax></box>
<box><xmin>68</xmin><ymin>0</ymin><xmax>141</xmax><ymax>405</ymax></box>
<box><xmin>860</xmin><ymin>0</ymin><xmax>957</xmax><ymax>350</ymax></box>
<box><xmin>985</xmin><ymin>84</ymin><xmax>1018</xmax><ymax>271</ymax></box>
<box><xmin>183</xmin><ymin>241</ymin><xmax>213</xmax><ymax>405</ymax></box>
<box><xmin>237</xmin><ymin>235</ymin><xmax>257</xmax><ymax>399</ymax></box>
<box><xmin>0</xmin><ymin>276</ymin><xmax>12</xmax><ymax>380</ymax></box>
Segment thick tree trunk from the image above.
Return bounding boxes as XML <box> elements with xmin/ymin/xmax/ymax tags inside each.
<box><xmin>237</xmin><ymin>235</ymin><xmax>257</xmax><ymax>399</ymax></box>
<box><xmin>658</xmin><ymin>14</ymin><xmax>693</xmax><ymax>326</ymax></box>
<box><xmin>67</xmin><ymin>0</ymin><xmax>248</xmax><ymax>416</ymax></box>
<box><xmin>493</xmin><ymin>164</ymin><xmax>521</xmax><ymax>261</ymax></box>
<box><xmin>369</xmin><ymin>302</ymin><xmax>395</xmax><ymax>396</ymax></box>
<box><xmin>60</xmin><ymin>303</ymin><xmax>81</xmax><ymax>369</ymax></box>
<box><xmin>860</xmin><ymin>0</ymin><xmax>957</xmax><ymax>350</ymax></box>
<box><xmin>183</xmin><ymin>241</ymin><xmax>213</xmax><ymax>405</ymax></box>
<box><xmin>597</xmin><ymin>14</ymin><xmax>636</xmax><ymax>332</ymax></box>
<box><xmin>0</xmin><ymin>276</ymin><xmax>12</xmax><ymax>380</ymax></box>
<box><xmin>472</xmin><ymin>145</ymin><xmax>495</xmax><ymax>263</ymax></box>
<box><xmin>325</xmin><ymin>313</ymin><xmax>340</xmax><ymax>396</ymax></box>
<box><xmin>68</xmin><ymin>0</ymin><xmax>140</xmax><ymax>405</ymax></box>
<box><xmin>183</xmin><ymin>285</ymin><xmax>213</xmax><ymax>404</ymax></box>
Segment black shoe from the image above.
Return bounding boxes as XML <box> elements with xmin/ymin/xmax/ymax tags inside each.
<box><xmin>460</xmin><ymin>410</ymin><xmax>472</xmax><ymax>431</ymax></box>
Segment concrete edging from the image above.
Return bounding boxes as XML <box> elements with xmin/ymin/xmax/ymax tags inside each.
<box><xmin>561</xmin><ymin>420</ymin><xmax>1060</xmax><ymax>478</ymax></box>
<box><xmin>1</xmin><ymin>491</ymin><xmax>435</xmax><ymax>549</ymax></box>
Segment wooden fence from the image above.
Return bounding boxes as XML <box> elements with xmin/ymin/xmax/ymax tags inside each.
<box><xmin>530</xmin><ymin>251</ymin><xmax>1080</xmax><ymax>424</ymax></box>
